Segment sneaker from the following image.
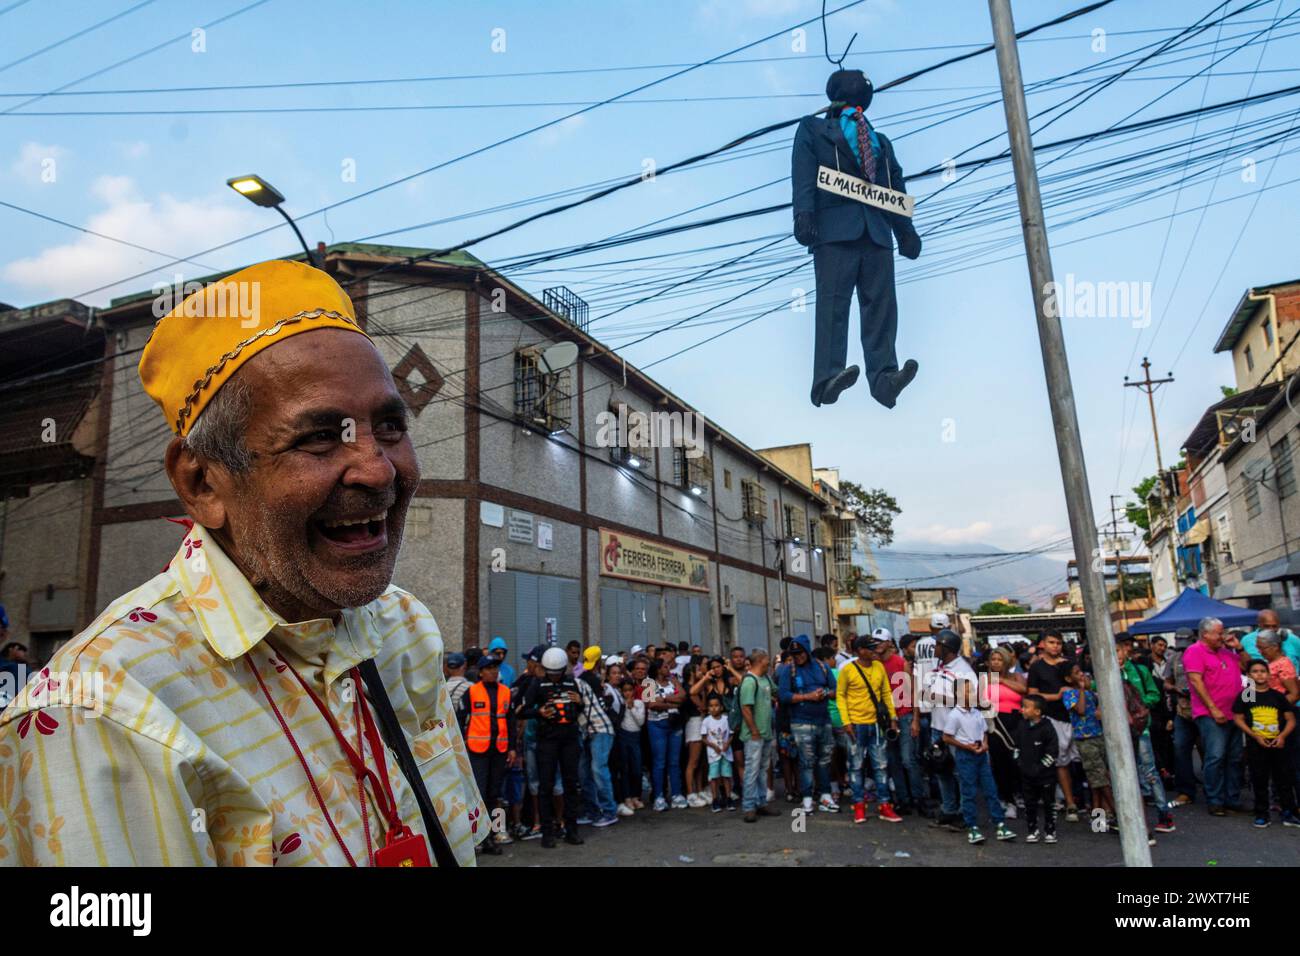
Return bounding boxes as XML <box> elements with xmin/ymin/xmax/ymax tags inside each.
<box><xmin>1283</xmin><ymin>812</ymin><xmax>1300</xmax><ymax>828</ymax></box>
<box><xmin>631</xmin><ymin>798</ymin><xmax>645</xmax><ymax>809</ymax></box>
<box><xmin>878</xmin><ymin>802</ymin><xmax>903</xmax><ymax>824</ymax></box>
<box><xmin>1148</xmin><ymin>833</ymin><xmax>1157</xmax><ymax>846</ymax></box>
<box><xmin>767</xmin><ymin>788</ymin><xmax>776</xmax><ymax>803</ymax></box>
<box><xmin>1154</xmin><ymin>816</ymin><xmax>1176</xmax><ymax>834</ymax></box>
<box><xmin>493</xmin><ymin>829</ymin><xmax>513</xmax><ymax>845</ymax></box>
<box><xmin>818</xmin><ymin>794</ymin><xmax>839</xmax><ymax>813</ymax></box>
<box><xmin>593</xmin><ymin>813</ymin><xmax>619</xmax><ymax>828</ymax></box>
<box><xmin>522</xmin><ymin>824</ymin><xmax>544</xmax><ymax>841</ymax></box>
<box><xmin>1173</xmin><ymin>794</ymin><xmax>1193</xmax><ymax>806</ymax></box>
<box><xmin>1003</xmin><ymin>802</ymin><xmax>1018</xmax><ymax>820</ymax></box>
<box><xmin>540</xmin><ymin>832</ymin><xmax>556</xmax><ymax>849</ymax></box>
<box><xmin>1064</xmin><ymin>807</ymin><xmax>1080</xmax><ymax>823</ymax></box>
<box><xmin>801</xmin><ymin>796</ymin><xmax>815</xmax><ymax>814</ymax></box>
<box><xmin>653</xmin><ymin>797</ymin><xmax>669</xmax><ymax>812</ymax></box>
<box><xmin>1253</xmin><ymin>815</ymin><xmax>1270</xmax><ymax>828</ymax></box>
<box><xmin>967</xmin><ymin>827</ymin><xmax>985</xmax><ymax>845</ymax></box>
<box><xmin>744</xmin><ymin>810</ymin><xmax>758</xmax><ymax>823</ymax></box>
<box><xmin>671</xmin><ymin>795</ymin><xmax>689</xmax><ymax>809</ymax></box>
<box><xmin>727</xmin><ymin>795</ymin><xmax>739</xmax><ymax>811</ymax></box>
<box><xmin>510</xmin><ymin>823</ymin><xmax>529</xmax><ymax>840</ymax></box>
<box><xmin>853</xmin><ymin>801</ymin><xmax>867</xmax><ymax>824</ymax></box>
<box><xmin>685</xmin><ymin>793</ymin><xmax>707</xmax><ymax>809</ymax></box>
<box><xmin>616</xmin><ymin>802</ymin><xmax>635</xmax><ymax>817</ymax></box>
<box><xmin>564</xmin><ymin>830</ymin><xmax>584</xmax><ymax>845</ymax></box>
<box><xmin>1044</xmin><ymin>832</ymin><xmax>1058</xmax><ymax>844</ymax></box>
<box><xmin>711</xmin><ymin>798</ymin><xmax>723</xmax><ymax>813</ymax></box>
<box><xmin>696</xmin><ymin>791</ymin><xmax>712</xmax><ymax>804</ymax></box>
<box><xmin>1209</xmin><ymin>806</ymin><xmax>1228</xmax><ymax>818</ymax></box>
<box><xmin>995</xmin><ymin>823</ymin><xmax>1016</xmax><ymax>841</ymax></box>
<box><xmin>1025</xmin><ymin>829</ymin><xmax>1040</xmax><ymax>844</ymax></box>
<box><xmin>576</xmin><ymin>815</ymin><xmax>594</xmax><ymax>826</ymax></box>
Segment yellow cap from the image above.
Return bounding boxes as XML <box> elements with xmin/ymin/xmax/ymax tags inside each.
<box><xmin>583</xmin><ymin>645</ymin><xmax>603</xmax><ymax>666</ymax></box>
<box><xmin>139</xmin><ymin>259</ymin><xmax>368</xmax><ymax>436</ymax></box>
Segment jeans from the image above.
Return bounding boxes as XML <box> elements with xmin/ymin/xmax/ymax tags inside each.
<box><xmin>1135</xmin><ymin>731</ymin><xmax>1170</xmax><ymax>811</ymax></box>
<box><xmin>953</xmin><ymin>747</ymin><xmax>1004</xmax><ymax>830</ymax></box>
<box><xmin>1173</xmin><ymin>713</ymin><xmax>1198</xmax><ymax>800</ymax></box>
<box><xmin>888</xmin><ymin>712</ymin><xmax>925</xmax><ymax>806</ymax></box>
<box><xmin>580</xmin><ymin>732</ymin><xmax>617</xmax><ymax>818</ymax></box>
<box><xmin>647</xmin><ymin>719</ymin><xmax>683</xmax><ymax>801</ymax></box>
<box><xmin>742</xmin><ymin>737</ymin><xmax>774</xmax><ymax>811</ymax></box>
<box><xmin>790</xmin><ymin>721</ymin><xmax>834</xmax><ymax>799</ymax></box>
<box><xmin>847</xmin><ymin>723</ymin><xmax>891</xmax><ymax>805</ymax></box>
<box><xmin>616</xmin><ymin>728</ymin><xmax>642</xmax><ymax>803</ymax></box>
<box><xmin>1194</xmin><ymin>715</ymin><xmax>1243</xmax><ymax>808</ymax></box>
<box><xmin>930</xmin><ymin>725</ymin><xmax>960</xmax><ymax>816</ymax></box>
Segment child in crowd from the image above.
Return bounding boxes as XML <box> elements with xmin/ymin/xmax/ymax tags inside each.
<box><xmin>1013</xmin><ymin>695</ymin><xmax>1059</xmax><ymax>844</ymax></box>
<box><xmin>942</xmin><ymin>680</ymin><xmax>1016</xmax><ymax>845</ymax></box>
<box><xmin>1063</xmin><ymin>664</ymin><xmax>1114</xmax><ymax>829</ymax></box>
<box><xmin>701</xmin><ymin>694</ymin><xmax>735</xmax><ymax>812</ymax></box>
<box><xmin>1232</xmin><ymin>659</ymin><xmax>1300</xmax><ymax>829</ymax></box>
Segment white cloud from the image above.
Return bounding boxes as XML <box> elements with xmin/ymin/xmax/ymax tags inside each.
<box><xmin>906</xmin><ymin>521</ymin><xmax>994</xmax><ymax>545</ymax></box>
<box><xmin>535</xmin><ymin>114</ymin><xmax>587</xmax><ymax>148</ymax></box>
<box><xmin>1</xmin><ymin>175</ymin><xmax>264</xmax><ymax>304</ymax></box>
<box><xmin>9</xmin><ymin>141</ymin><xmax>68</xmax><ymax>183</ymax></box>
<box><xmin>119</xmin><ymin>141</ymin><xmax>150</xmax><ymax>160</ymax></box>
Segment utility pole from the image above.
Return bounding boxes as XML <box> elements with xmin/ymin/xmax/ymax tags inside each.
<box><xmin>1125</xmin><ymin>357</ymin><xmax>1179</xmax><ymax>589</ymax></box>
<box><xmin>1108</xmin><ymin>495</ymin><xmax>1129</xmax><ymax>632</ymax></box>
<box><xmin>987</xmin><ymin>0</ymin><xmax>1151</xmax><ymax>866</ymax></box>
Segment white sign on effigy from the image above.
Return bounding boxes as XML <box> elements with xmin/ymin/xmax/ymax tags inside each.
<box><xmin>816</xmin><ymin>165</ymin><xmax>914</xmax><ymax>217</ymax></box>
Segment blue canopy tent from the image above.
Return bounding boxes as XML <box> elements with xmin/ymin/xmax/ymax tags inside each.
<box><xmin>1126</xmin><ymin>587</ymin><xmax>1258</xmax><ymax>635</ymax></box>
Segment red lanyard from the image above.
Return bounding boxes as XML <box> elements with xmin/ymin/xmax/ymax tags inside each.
<box><xmin>247</xmin><ymin>653</ymin><xmax>410</xmax><ymax>865</ymax></box>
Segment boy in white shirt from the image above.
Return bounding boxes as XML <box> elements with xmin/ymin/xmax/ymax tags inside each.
<box><xmin>942</xmin><ymin>680</ymin><xmax>1016</xmax><ymax>846</ymax></box>
<box><xmin>701</xmin><ymin>695</ymin><xmax>734</xmax><ymax>813</ymax></box>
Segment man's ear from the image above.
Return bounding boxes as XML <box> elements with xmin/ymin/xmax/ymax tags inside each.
<box><xmin>164</xmin><ymin>436</ymin><xmax>230</xmax><ymax>530</ymax></box>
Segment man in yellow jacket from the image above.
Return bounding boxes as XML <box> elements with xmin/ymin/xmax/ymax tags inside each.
<box><xmin>836</xmin><ymin>635</ymin><xmax>902</xmax><ymax>823</ymax></box>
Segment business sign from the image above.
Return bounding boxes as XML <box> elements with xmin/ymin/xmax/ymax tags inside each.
<box><xmin>816</xmin><ymin>165</ymin><xmax>914</xmax><ymax>217</ymax></box>
<box><xmin>599</xmin><ymin>527</ymin><xmax>709</xmax><ymax>592</ymax></box>
<box><xmin>537</xmin><ymin>521</ymin><xmax>554</xmax><ymax>551</ymax></box>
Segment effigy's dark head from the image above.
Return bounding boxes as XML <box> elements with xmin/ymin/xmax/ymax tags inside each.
<box><xmin>826</xmin><ymin>69</ymin><xmax>873</xmax><ymax>110</ymax></box>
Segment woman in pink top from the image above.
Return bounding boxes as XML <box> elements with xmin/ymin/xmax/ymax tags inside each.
<box><xmin>985</xmin><ymin>646</ymin><xmax>1027</xmax><ymax>813</ymax></box>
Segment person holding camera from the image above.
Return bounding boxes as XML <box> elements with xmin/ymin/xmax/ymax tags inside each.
<box><xmin>519</xmin><ymin>647</ymin><xmax>587</xmax><ymax>848</ymax></box>
<box><xmin>836</xmin><ymin>635</ymin><xmax>902</xmax><ymax>824</ymax></box>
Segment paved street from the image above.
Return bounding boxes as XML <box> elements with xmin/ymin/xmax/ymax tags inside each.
<box><xmin>480</xmin><ymin>796</ymin><xmax>1300</xmax><ymax>868</ymax></box>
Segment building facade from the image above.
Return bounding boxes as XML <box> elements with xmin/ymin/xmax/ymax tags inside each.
<box><xmin>0</xmin><ymin>245</ymin><xmax>832</xmax><ymax>663</ymax></box>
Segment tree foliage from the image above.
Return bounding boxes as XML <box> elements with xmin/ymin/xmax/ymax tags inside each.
<box><xmin>977</xmin><ymin>601</ymin><xmax>1029</xmax><ymax>616</ymax></box>
<box><xmin>838</xmin><ymin>481</ymin><xmax>901</xmax><ymax>548</ymax></box>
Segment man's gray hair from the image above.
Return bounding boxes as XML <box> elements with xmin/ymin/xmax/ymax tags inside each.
<box><xmin>182</xmin><ymin>377</ymin><xmax>254</xmax><ymax>473</ymax></box>
<box><xmin>1256</xmin><ymin>628</ymin><xmax>1281</xmax><ymax>649</ymax></box>
<box><xmin>1198</xmin><ymin>617</ymin><xmax>1224</xmax><ymax>637</ymax></box>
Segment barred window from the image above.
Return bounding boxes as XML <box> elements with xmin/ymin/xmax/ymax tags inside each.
<box><xmin>1244</xmin><ymin>477</ymin><xmax>1261</xmax><ymax>519</ymax></box>
<box><xmin>673</xmin><ymin>447</ymin><xmax>712</xmax><ymax>496</ymax></box>
<box><xmin>783</xmin><ymin>504</ymin><xmax>807</xmax><ymax>541</ymax></box>
<box><xmin>514</xmin><ymin>348</ymin><xmax>572</xmax><ymax>433</ymax></box>
<box><xmin>741</xmin><ymin>478</ymin><xmax>766</xmax><ymax>524</ymax></box>
<box><xmin>1273</xmin><ymin>435</ymin><xmax>1296</xmax><ymax>499</ymax></box>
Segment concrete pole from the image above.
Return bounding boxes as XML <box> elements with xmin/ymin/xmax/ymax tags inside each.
<box><xmin>987</xmin><ymin>0</ymin><xmax>1151</xmax><ymax>866</ymax></box>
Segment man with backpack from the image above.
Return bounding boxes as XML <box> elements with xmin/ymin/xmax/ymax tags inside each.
<box><xmin>836</xmin><ymin>635</ymin><xmax>902</xmax><ymax>823</ymax></box>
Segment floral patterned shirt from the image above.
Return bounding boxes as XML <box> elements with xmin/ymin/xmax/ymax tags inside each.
<box><xmin>0</xmin><ymin>523</ymin><xmax>487</xmax><ymax>866</ymax></box>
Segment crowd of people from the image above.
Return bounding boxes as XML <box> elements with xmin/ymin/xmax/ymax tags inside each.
<box><xmin>448</xmin><ymin>608</ymin><xmax>1297</xmax><ymax>852</ymax></box>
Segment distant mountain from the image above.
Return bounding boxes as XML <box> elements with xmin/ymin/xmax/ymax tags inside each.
<box><xmin>869</xmin><ymin>541</ymin><xmax>1069</xmax><ymax>611</ymax></box>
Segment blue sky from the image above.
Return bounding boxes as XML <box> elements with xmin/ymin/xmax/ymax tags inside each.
<box><xmin>3</xmin><ymin>0</ymin><xmax>1297</xmax><ymax>573</ymax></box>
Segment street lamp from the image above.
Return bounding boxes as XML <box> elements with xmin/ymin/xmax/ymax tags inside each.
<box><xmin>226</xmin><ymin>174</ymin><xmax>321</xmax><ymax>267</ymax></box>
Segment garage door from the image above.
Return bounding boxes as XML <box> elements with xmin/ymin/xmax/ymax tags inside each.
<box><xmin>737</xmin><ymin>602</ymin><xmax>767</xmax><ymax>654</ymax></box>
<box><xmin>487</xmin><ymin>570</ymin><xmax>581</xmax><ymax>664</ymax></box>
<box><xmin>599</xmin><ymin>586</ymin><xmax>662</xmax><ymax>653</ymax></box>
<box><xmin>665</xmin><ymin>591</ymin><xmax>711</xmax><ymax>652</ymax></box>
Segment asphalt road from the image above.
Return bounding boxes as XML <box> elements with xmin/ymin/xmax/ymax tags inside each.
<box><xmin>478</xmin><ymin>796</ymin><xmax>1300</xmax><ymax>868</ymax></box>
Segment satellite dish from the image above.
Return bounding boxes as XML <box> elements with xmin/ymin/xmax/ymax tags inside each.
<box><xmin>539</xmin><ymin>341</ymin><xmax>579</xmax><ymax>374</ymax></box>
<box><xmin>1243</xmin><ymin>458</ymin><xmax>1269</xmax><ymax>482</ymax></box>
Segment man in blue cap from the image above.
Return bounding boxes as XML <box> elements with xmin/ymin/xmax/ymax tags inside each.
<box><xmin>777</xmin><ymin>634</ymin><xmax>839</xmax><ymax>813</ymax></box>
<box><xmin>487</xmin><ymin>636</ymin><xmax>517</xmax><ymax>687</ymax></box>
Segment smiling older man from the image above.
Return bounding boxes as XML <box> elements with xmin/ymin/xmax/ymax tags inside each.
<box><xmin>0</xmin><ymin>260</ymin><xmax>486</xmax><ymax>866</ymax></box>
